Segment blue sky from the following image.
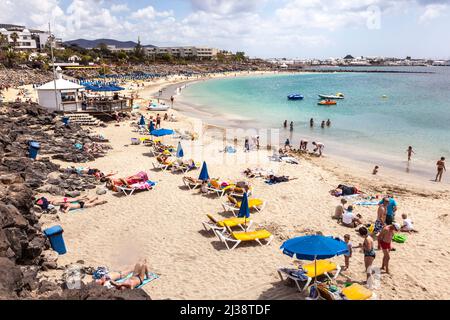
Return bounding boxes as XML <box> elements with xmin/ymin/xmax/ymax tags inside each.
<box><xmin>1</xmin><ymin>0</ymin><xmax>449</xmax><ymax>59</ymax></box>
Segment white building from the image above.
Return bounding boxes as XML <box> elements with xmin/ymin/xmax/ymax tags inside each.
<box><xmin>37</xmin><ymin>68</ymin><xmax>85</xmax><ymax>112</ymax></box>
<box><xmin>145</xmin><ymin>46</ymin><xmax>219</xmax><ymax>59</ymax></box>
<box><xmin>0</xmin><ymin>24</ymin><xmax>54</xmax><ymax>51</ymax></box>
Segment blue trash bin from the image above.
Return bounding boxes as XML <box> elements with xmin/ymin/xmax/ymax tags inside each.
<box><xmin>28</xmin><ymin>141</ymin><xmax>40</xmax><ymax>160</ymax></box>
<box><xmin>44</xmin><ymin>225</ymin><xmax>67</xmax><ymax>255</ymax></box>
<box><xmin>62</xmin><ymin>116</ymin><xmax>70</xmax><ymax>125</ymax></box>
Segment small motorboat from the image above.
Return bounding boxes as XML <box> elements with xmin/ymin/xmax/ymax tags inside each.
<box><xmin>147</xmin><ymin>102</ymin><xmax>170</xmax><ymax>111</ymax></box>
<box><xmin>318</xmin><ymin>93</ymin><xmax>344</xmax><ymax>99</ymax></box>
<box><xmin>318</xmin><ymin>100</ymin><xmax>337</xmax><ymax>106</ymax></box>
<box><xmin>287</xmin><ymin>94</ymin><xmax>304</xmax><ymax>100</ymax></box>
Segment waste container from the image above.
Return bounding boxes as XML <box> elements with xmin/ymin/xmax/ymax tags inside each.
<box><xmin>43</xmin><ymin>225</ymin><xmax>67</xmax><ymax>255</ymax></box>
<box><xmin>28</xmin><ymin>141</ymin><xmax>40</xmax><ymax>160</ymax></box>
<box><xmin>62</xmin><ymin>116</ymin><xmax>70</xmax><ymax>125</ymax></box>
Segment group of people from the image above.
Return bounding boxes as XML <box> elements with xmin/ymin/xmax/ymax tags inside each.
<box><xmin>35</xmin><ymin>195</ymin><xmax>107</xmax><ymax>213</ymax></box>
<box><xmin>284</xmin><ymin>138</ymin><xmax>324</xmax><ymax>157</ymax></box>
<box><xmin>333</xmin><ymin>193</ymin><xmax>416</xmax><ymax>281</ymax></box>
<box><xmin>310</xmin><ymin>118</ymin><xmax>331</xmax><ymax>128</ymax></box>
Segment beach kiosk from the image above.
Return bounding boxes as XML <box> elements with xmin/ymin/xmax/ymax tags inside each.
<box><xmin>36</xmin><ymin>67</ymin><xmax>85</xmax><ymax>112</ymax></box>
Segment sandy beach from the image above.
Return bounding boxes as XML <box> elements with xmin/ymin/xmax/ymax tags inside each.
<box><xmin>36</xmin><ymin>74</ymin><xmax>450</xmax><ymax>300</ymax></box>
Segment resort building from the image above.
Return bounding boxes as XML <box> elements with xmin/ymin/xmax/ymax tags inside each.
<box><xmin>0</xmin><ymin>23</ymin><xmax>60</xmax><ymax>51</ymax></box>
<box><xmin>145</xmin><ymin>46</ymin><xmax>219</xmax><ymax>59</ymax></box>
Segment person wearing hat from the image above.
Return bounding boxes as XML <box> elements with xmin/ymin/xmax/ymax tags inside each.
<box><xmin>378</xmin><ymin>223</ymin><xmax>401</xmax><ymax>274</ymax></box>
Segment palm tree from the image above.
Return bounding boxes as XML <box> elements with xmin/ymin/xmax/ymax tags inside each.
<box><xmin>10</xmin><ymin>32</ymin><xmax>19</xmax><ymax>49</ymax></box>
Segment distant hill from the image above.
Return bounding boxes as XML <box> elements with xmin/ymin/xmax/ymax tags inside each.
<box><xmin>64</xmin><ymin>38</ymin><xmax>156</xmax><ymax>49</ymax></box>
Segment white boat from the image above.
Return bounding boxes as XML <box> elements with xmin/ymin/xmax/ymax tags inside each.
<box><xmin>318</xmin><ymin>93</ymin><xmax>345</xmax><ymax>99</ymax></box>
<box><xmin>147</xmin><ymin>103</ymin><xmax>171</xmax><ymax>111</ymax></box>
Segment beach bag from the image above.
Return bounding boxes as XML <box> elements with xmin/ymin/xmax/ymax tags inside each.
<box><xmin>392</xmin><ymin>233</ymin><xmax>406</xmax><ymax>243</ymax></box>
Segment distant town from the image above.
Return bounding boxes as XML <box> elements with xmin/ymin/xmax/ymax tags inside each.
<box><xmin>1</xmin><ymin>22</ymin><xmax>449</xmax><ymax>69</ymax></box>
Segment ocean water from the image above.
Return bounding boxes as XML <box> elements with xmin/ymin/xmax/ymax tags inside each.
<box><xmin>179</xmin><ymin>67</ymin><xmax>450</xmax><ymax>176</ymax></box>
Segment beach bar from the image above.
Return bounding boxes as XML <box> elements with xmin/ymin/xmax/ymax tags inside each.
<box><xmin>37</xmin><ymin>68</ymin><xmax>131</xmax><ymax>115</ymax></box>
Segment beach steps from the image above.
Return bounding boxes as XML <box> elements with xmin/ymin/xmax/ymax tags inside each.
<box><xmin>64</xmin><ymin>113</ymin><xmax>103</xmax><ymax>126</ymax></box>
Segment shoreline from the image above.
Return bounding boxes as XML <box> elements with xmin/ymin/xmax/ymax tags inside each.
<box><xmin>150</xmin><ymin>73</ymin><xmax>450</xmax><ymax>193</ymax></box>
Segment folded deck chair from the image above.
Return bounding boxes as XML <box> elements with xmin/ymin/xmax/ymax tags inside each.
<box><xmin>213</xmin><ymin>228</ymin><xmax>273</xmax><ymax>250</ymax></box>
<box><xmin>117</xmin><ymin>181</ymin><xmax>157</xmax><ymax>196</ymax></box>
<box><xmin>207</xmin><ymin>180</ymin><xmax>234</xmax><ymax>197</ymax></box>
<box><xmin>277</xmin><ymin>260</ymin><xmax>341</xmax><ymax>292</ymax></box>
<box><xmin>202</xmin><ymin>214</ymin><xmax>253</xmax><ymax>233</ymax></box>
<box><xmin>115</xmin><ymin>272</ymin><xmax>159</xmax><ymax>289</ymax></box>
<box><xmin>182</xmin><ymin>176</ymin><xmax>203</xmax><ymax>190</ymax></box>
<box><xmin>222</xmin><ymin>195</ymin><xmax>266</xmax><ymax>215</ymax></box>
<box><xmin>341</xmin><ymin>283</ymin><xmax>374</xmax><ymax>300</ymax></box>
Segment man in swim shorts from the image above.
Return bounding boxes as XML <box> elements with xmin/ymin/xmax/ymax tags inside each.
<box><xmin>435</xmin><ymin>157</ymin><xmax>446</xmax><ymax>182</ymax></box>
<box><xmin>378</xmin><ymin>223</ymin><xmax>400</xmax><ymax>274</ymax></box>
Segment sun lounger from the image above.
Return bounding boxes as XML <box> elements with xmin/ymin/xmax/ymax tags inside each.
<box><xmin>229</xmin><ymin>186</ymin><xmax>254</xmax><ymax>198</ymax></box>
<box><xmin>117</xmin><ymin>181</ymin><xmax>157</xmax><ymax>196</ymax></box>
<box><xmin>202</xmin><ymin>214</ymin><xmax>253</xmax><ymax>233</ymax></box>
<box><xmin>213</xmin><ymin>228</ymin><xmax>273</xmax><ymax>250</ymax></box>
<box><xmin>207</xmin><ymin>180</ymin><xmax>234</xmax><ymax>197</ymax></box>
<box><xmin>277</xmin><ymin>260</ymin><xmax>341</xmax><ymax>292</ymax></box>
<box><xmin>182</xmin><ymin>176</ymin><xmax>203</xmax><ymax>190</ymax></box>
<box><xmin>222</xmin><ymin>195</ymin><xmax>266</xmax><ymax>215</ymax></box>
<box><xmin>341</xmin><ymin>283</ymin><xmax>375</xmax><ymax>300</ymax></box>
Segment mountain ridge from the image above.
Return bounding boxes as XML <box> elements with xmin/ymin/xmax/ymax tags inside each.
<box><xmin>64</xmin><ymin>38</ymin><xmax>156</xmax><ymax>49</ymax></box>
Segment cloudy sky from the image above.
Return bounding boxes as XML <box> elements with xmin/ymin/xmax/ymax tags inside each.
<box><xmin>1</xmin><ymin>0</ymin><xmax>449</xmax><ymax>59</ymax></box>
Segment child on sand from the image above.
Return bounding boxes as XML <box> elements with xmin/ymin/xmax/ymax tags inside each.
<box><xmin>343</xmin><ymin>234</ymin><xmax>352</xmax><ymax>270</ymax></box>
<box><xmin>373</xmin><ymin>166</ymin><xmax>379</xmax><ymax>175</ymax></box>
<box><xmin>401</xmin><ymin>213</ymin><xmax>417</xmax><ymax>233</ymax></box>
<box><xmin>333</xmin><ymin>198</ymin><xmax>347</xmax><ymax>221</ymax></box>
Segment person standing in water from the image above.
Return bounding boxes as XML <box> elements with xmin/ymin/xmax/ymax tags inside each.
<box><xmin>435</xmin><ymin>157</ymin><xmax>446</xmax><ymax>182</ymax></box>
<box><xmin>170</xmin><ymin>95</ymin><xmax>174</xmax><ymax>107</ymax></box>
<box><xmin>321</xmin><ymin>121</ymin><xmax>325</xmax><ymax>128</ymax></box>
<box><xmin>283</xmin><ymin>120</ymin><xmax>287</xmax><ymax>128</ymax></box>
<box><xmin>310</xmin><ymin>118</ymin><xmax>314</xmax><ymax>128</ymax></box>
<box><xmin>289</xmin><ymin>121</ymin><xmax>293</xmax><ymax>131</ymax></box>
<box><xmin>326</xmin><ymin>119</ymin><xmax>331</xmax><ymax>127</ymax></box>
<box><xmin>406</xmin><ymin>146</ymin><xmax>415</xmax><ymax>161</ymax></box>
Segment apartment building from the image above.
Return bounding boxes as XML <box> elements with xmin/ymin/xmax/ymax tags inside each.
<box><xmin>145</xmin><ymin>46</ymin><xmax>219</xmax><ymax>59</ymax></box>
<box><xmin>0</xmin><ymin>23</ymin><xmax>59</xmax><ymax>51</ymax></box>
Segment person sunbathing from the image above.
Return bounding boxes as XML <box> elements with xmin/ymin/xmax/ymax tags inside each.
<box><xmin>35</xmin><ymin>195</ymin><xmax>89</xmax><ymax>208</ymax></box>
<box><xmin>59</xmin><ymin>197</ymin><xmax>107</xmax><ymax>213</ymax></box>
<box><xmin>109</xmin><ymin>260</ymin><xmax>150</xmax><ymax>290</ymax></box>
<box><xmin>330</xmin><ymin>184</ymin><xmax>360</xmax><ymax>197</ymax></box>
<box><xmin>266</xmin><ymin>175</ymin><xmax>297</xmax><ymax>184</ymax></box>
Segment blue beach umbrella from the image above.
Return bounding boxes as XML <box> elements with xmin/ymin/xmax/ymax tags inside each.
<box><xmin>176</xmin><ymin>141</ymin><xmax>184</xmax><ymax>158</ymax></box>
<box><xmin>238</xmin><ymin>192</ymin><xmax>250</xmax><ymax>229</ymax></box>
<box><xmin>139</xmin><ymin>115</ymin><xmax>145</xmax><ymax>126</ymax></box>
<box><xmin>150</xmin><ymin>128</ymin><xmax>174</xmax><ymax>137</ymax></box>
<box><xmin>198</xmin><ymin>161</ymin><xmax>210</xmax><ymax>181</ymax></box>
<box><xmin>280</xmin><ymin>235</ymin><xmax>349</xmax><ymax>285</ymax></box>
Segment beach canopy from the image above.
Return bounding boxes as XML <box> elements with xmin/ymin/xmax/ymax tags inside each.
<box><xmin>176</xmin><ymin>141</ymin><xmax>184</xmax><ymax>158</ymax></box>
<box><xmin>139</xmin><ymin>115</ymin><xmax>146</xmax><ymax>126</ymax></box>
<box><xmin>198</xmin><ymin>161</ymin><xmax>210</xmax><ymax>181</ymax></box>
<box><xmin>238</xmin><ymin>192</ymin><xmax>250</xmax><ymax>219</ymax></box>
<box><xmin>150</xmin><ymin>128</ymin><xmax>174</xmax><ymax>137</ymax></box>
<box><xmin>280</xmin><ymin>235</ymin><xmax>349</xmax><ymax>261</ymax></box>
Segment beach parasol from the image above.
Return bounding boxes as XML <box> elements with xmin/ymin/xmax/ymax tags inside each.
<box><xmin>176</xmin><ymin>141</ymin><xmax>184</xmax><ymax>158</ymax></box>
<box><xmin>150</xmin><ymin>128</ymin><xmax>174</xmax><ymax>137</ymax></box>
<box><xmin>198</xmin><ymin>161</ymin><xmax>210</xmax><ymax>181</ymax></box>
<box><xmin>139</xmin><ymin>115</ymin><xmax>146</xmax><ymax>126</ymax></box>
<box><xmin>280</xmin><ymin>235</ymin><xmax>349</xmax><ymax>287</ymax></box>
<box><xmin>237</xmin><ymin>192</ymin><xmax>250</xmax><ymax>229</ymax></box>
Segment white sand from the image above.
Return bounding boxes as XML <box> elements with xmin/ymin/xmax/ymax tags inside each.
<box><xmin>38</xmin><ymin>76</ymin><xmax>450</xmax><ymax>300</ymax></box>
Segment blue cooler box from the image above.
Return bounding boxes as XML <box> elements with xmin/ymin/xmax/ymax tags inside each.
<box><xmin>28</xmin><ymin>141</ymin><xmax>40</xmax><ymax>159</ymax></box>
<box><xmin>44</xmin><ymin>225</ymin><xmax>67</xmax><ymax>255</ymax></box>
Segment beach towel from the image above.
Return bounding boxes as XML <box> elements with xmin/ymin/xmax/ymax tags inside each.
<box><xmin>129</xmin><ymin>180</ymin><xmax>157</xmax><ymax>190</ymax></box>
<box><xmin>115</xmin><ymin>272</ymin><xmax>159</xmax><ymax>289</ymax></box>
<box><xmin>354</xmin><ymin>201</ymin><xmax>379</xmax><ymax>206</ymax></box>
<box><xmin>280</xmin><ymin>268</ymin><xmax>309</xmax><ymax>281</ymax></box>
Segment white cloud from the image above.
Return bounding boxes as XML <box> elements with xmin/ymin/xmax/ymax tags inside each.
<box><xmin>189</xmin><ymin>0</ymin><xmax>265</xmax><ymax>15</ymax></box>
<box><xmin>111</xmin><ymin>4</ymin><xmax>130</xmax><ymax>13</ymax></box>
<box><xmin>419</xmin><ymin>3</ymin><xmax>448</xmax><ymax>22</ymax></box>
<box><xmin>130</xmin><ymin>6</ymin><xmax>173</xmax><ymax>20</ymax></box>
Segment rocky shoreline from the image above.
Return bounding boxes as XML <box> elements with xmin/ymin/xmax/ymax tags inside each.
<box><xmin>0</xmin><ymin>102</ymin><xmax>150</xmax><ymax>300</ymax></box>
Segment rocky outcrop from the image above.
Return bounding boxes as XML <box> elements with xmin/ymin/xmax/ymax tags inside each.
<box><xmin>0</xmin><ymin>103</ymin><xmax>146</xmax><ymax>300</ymax></box>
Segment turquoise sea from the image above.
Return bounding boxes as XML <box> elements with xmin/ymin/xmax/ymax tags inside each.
<box><xmin>179</xmin><ymin>67</ymin><xmax>450</xmax><ymax>178</ymax></box>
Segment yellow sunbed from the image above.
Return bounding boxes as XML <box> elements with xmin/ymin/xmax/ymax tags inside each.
<box><xmin>342</xmin><ymin>283</ymin><xmax>373</xmax><ymax>300</ymax></box>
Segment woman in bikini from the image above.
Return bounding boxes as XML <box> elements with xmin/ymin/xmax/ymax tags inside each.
<box><xmin>59</xmin><ymin>197</ymin><xmax>107</xmax><ymax>213</ymax></box>
<box><xmin>358</xmin><ymin>226</ymin><xmax>376</xmax><ymax>282</ymax></box>
<box><xmin>110</xmin><ymin>260</ymin><xmax>150</xmax><ymax>290</ymax></box>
